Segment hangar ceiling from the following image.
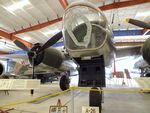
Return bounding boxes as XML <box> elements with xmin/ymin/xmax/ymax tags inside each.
<box><xmin>0</xmin><ymin>0</ymin><xmax>150</xmax><ymax>53</ymax></box>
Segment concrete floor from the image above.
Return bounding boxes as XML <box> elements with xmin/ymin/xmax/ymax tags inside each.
<box><xmin>0</xmin><ymin>77</ymin><xmax>150</xmax><ymax>113</ymax></box>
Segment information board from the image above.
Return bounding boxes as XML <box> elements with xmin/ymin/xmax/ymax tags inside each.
<box><xmin>49</xmin><ymin>99</ymin><xmax>68</xmax><ymax>113</ymax></box>
<box><xmin>0</xmin><ymin>79</ymin><xmax>40</xmax><ymax>90</ymax></box>
<box><xmin>82</xmin><ymin>106</ymin><xmax>99</xmax><ymax>113</ymax></box>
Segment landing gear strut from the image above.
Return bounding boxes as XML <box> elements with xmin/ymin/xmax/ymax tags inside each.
<box><xmin>75</xmin><ymin>56</ymin><xmax>105</xmax><ymax>113</ymax></box>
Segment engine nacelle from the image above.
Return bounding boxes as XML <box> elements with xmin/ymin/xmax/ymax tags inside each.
<box><xmin>28</xmin><ymin>43</ymin><xmax>64</xmax><ymax>68</ymax></box>
<box><xmin>42</xmin><ymin>47</ymin><xmax>65</xmax><ymax>68</ymax></box>
<box><xmin>0</xmin><ymin>63</ymin><xmax>4</xmax><ymax>75</ymax></box>
<box><xmin>142</xmin><ymin>37</ymin><xmax>150</xmax><ymax>65</ymax></box>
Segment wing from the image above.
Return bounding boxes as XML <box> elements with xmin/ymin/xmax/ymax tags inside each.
<box><xmin>116</xmin><ymin>46</ymin><xmax>141</xmax><ymax>58</ymax></box>
<box><xmin>0</xmin><ymin>54</ymin><xmax>28</xmax><ymax>61</ymax></box>
<box><xmin>134</xmin><ymin>56</ymin><xmax>149</xmax><ymax>69</ymax></box>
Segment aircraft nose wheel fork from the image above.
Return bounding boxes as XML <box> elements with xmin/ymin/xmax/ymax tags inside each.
<box><xmin>89</xmin><ymin>87</ymin><xmax>103</xmax><ymax>113</ymax></box>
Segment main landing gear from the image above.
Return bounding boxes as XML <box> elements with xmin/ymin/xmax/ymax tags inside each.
<box><xmin>59</xmin><ymin>74</ymin><xmax>70</xmax><ymax>91</ymax></box>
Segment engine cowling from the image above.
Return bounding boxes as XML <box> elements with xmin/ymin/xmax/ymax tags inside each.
<box><xmin>142</xmin><ymin>37</ymin><xmax>150</xmax><ymax>65</ymax></box>
<box><xmin>28</xmin><ymin>43</ymin><xmax>64</xmax><ymax>68</ymax></box>
<box><xmin>0</xmin><ymin>63</ymin><xmax>4</xmax><ymax>75</ymax></box>
<box><xmin>42</xmin><ymin>47</ymin><xmax>64</xmax><ymax>68</ymax></box>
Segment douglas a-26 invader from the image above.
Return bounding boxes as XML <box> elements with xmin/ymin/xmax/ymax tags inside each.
<box><xmin>2</xmin><ymin>1</ymin><xmax>149</xmax><ymax>112</ymax></box>
<box><xmin>12</xmin><ymin>2</ymin><xmax>115</xmax><ymax>111</ymax></box>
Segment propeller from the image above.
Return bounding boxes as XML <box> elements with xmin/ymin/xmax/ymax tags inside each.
<box><xmin>14</xmin><ymin>40</ymin><xmax>30</xmax><ymax>52</ymax></box>
<box><xmin>126</xmin><ymin>18</ymin><xmax>150</xmax><ymax>29</ymax></box>
<box><xmin>14</xmin><ymin>31</ymin><xmax>63</xmax><ymax>95</ymax></box>
<box><xmin>14</xmin><ymin>31</ymin><xmax>63</xmax><ymax>66</ymax></box>
<box><xmin>14</xmin><ymin>31</ymin><xmax>62</xmax><ymax>55</ymax></box>
<box><xmin>37</xmin><ymin>31</ymin><xmax>62</xmax><ymax>53</ymax></box>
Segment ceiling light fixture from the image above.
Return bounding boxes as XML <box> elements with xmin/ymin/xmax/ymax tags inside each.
<box><xmin>6</xmin><ymin>0</ymin><xmax>31</xmax><ymax>12</ymax></box>
<box><xmin>136</xmin><ymin>11</ymin><xmax>150</xmax><ymax>18</ymax></box>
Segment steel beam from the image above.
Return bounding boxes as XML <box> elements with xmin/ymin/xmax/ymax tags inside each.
<box><xmin>99</xmin><ymin>0</ymin><xmax>150</xmax><ymax>11</ymax></box>
<box><xmin>0</xmin><ymin>30</ymin><xmax>32</xmax><ymax>48</ymax></box>
<box><xmin>59</xmin><ymin>0</ymin><xmax>68</xmax><ymax>9</ymax></box>
<box><xmin>142</xmin><ymin>22</ymin><xmax>150</xmax><ymax>35</ymax></box>
<box><xmin>0</xmin><ymin>51</ymin><xmax>8</xmax><ymax>55</ymax></box>
<box><xmin>53</xmin><ymin>41</ymin><xmax>144</xmax><ymax>47</ymax></box>
<box><xmin>12</xmin><ymin>18</ymin><xmax>62</xmax><ymax>35</ymax></box>
<box><xmin>10</xmin><ymin>1</ymin><xmax>150</xmax><ymax>35</ymax></box>
<box><xmin>114</xmin><ymin>41</ymin><xmax>144</xmax><ymax>46</ymax></box>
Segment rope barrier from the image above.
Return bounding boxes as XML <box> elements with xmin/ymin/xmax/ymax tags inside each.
<box><xmin>0</xmin><ymin>86</ymin><xmax>149</xmax><ymax>108</ymax></box>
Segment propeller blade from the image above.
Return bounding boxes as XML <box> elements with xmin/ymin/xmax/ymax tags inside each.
<box><xmin>14</xmin><ymin>40</ymin><xmax>30</xmax><ymax>52</ymax></box>
<box><xmin>126</xmin><ymin>18</ymin><xmax>150</xmax><ymax>29</ymax></box>
<box><xmin>37</xmin><ymin>31</ymin><xmax>62</xmax><ymax>53</ymax></box>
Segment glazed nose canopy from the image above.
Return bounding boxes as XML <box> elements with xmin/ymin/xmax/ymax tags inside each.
<box><xmin>0</xmin><ymin>63</ymin><xmax>4</xmax><ymax>75</ymax></box>
<box><xmin>66</xmin><ymin>22</ymin><xmax>107</xmax><ymax>49</ymax></box>
<box><xmin>63</xmin><ymin>4</ymin><xmax>108</xmax><ymax>50</ymax></box>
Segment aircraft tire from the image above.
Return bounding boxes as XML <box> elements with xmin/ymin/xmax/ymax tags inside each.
<box><xmin>89</xmin><ymin>87</ymin><xmax>102</xmax><ymax>113</ymax></box>
<box><xmin>145</xmin><ymin>73</ymin><xmax>150</xmax><ymax>77</ymax></box>
<box><xmin>59</xmin><ymin>75</ymin><xmax>70</xmax><ymax>91</ymax></box>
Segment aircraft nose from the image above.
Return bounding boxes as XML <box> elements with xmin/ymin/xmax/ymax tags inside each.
<box><xmin>63</xmin><ymin>3</ymin><xmax>108</xmax><ymax>49</ymax></box>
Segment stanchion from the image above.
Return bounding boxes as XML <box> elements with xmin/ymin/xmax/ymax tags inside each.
<box><xmin>71</xmin><ymin>88</ymin><xmax>74</xmax><ymax>113</ymax></box>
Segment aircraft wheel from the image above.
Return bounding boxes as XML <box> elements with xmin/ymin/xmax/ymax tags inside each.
<box><xmin>59</xmin><ymin>75</ymin><xmax>70</xmax><ymax>90</ymax></box>
<box><xmin>89</xmin><ymin>87</ymin><xmax>102</xmax><ymax>113</ymax></box>
<box><xmin>145</xmin><ymin>73</ymin><xmax>150</xmax><ymax>77</ymax></box>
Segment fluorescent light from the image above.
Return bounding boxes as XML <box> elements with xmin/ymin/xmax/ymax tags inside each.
<box><xmin>6</xmin><ymin>0</ymin><xmax>30</xmax><ymax>12</ymax></box>
<box><xmin>136</xmin><ymin>11</ymin><xmax>150</xmax><ymax>17</ymax></box>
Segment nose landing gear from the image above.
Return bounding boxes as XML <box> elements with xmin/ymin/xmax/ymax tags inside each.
<box><xmin>89</xmin><ymin>87</ymin><xmax>103</xmax><ymax>113</ymax></box>
<box><xmin>75</xmin><ymin>56</ymin><xmax>105</xmax><ymax>113</ymax></box>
